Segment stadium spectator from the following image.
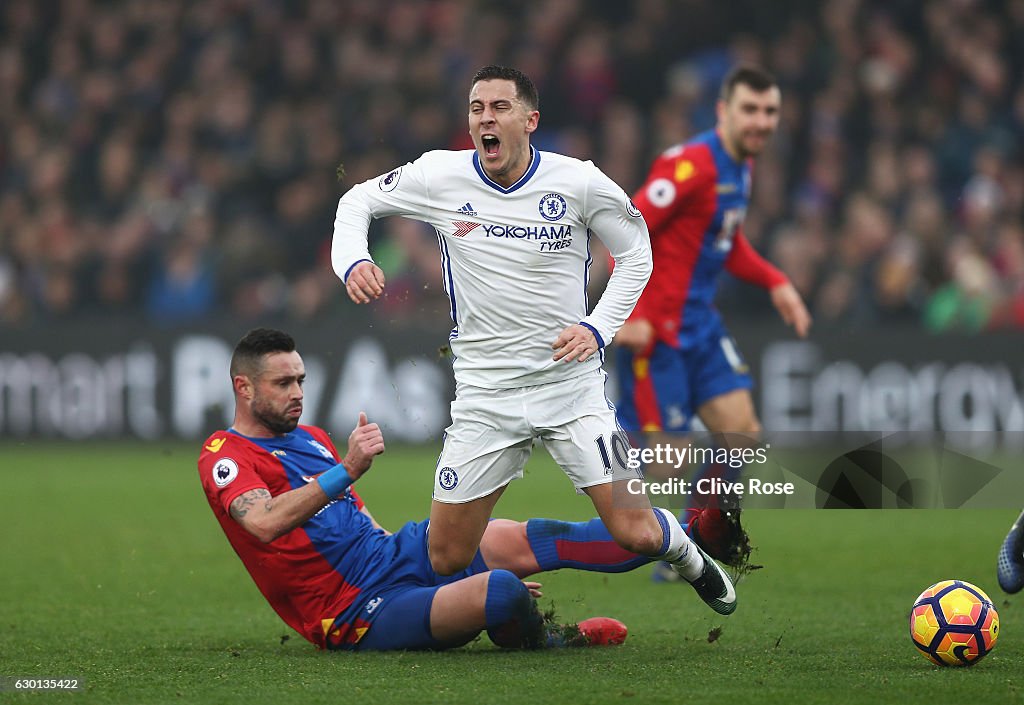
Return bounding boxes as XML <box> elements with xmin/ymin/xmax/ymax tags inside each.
<box><xmin>0</xmin><ymin>0</ymin><xmax>1021</xmax><ymax>330</ymax></box>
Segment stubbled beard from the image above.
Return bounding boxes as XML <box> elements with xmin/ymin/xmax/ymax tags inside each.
<box><xmin>740</xmin><ymin>131</ymin><xmax>770</xmax><ymax>157</ymax></box>
<box><xmin>252</xmin><ymin>399</ymin><xmax>299</xmax><ymax>435</ymax></box>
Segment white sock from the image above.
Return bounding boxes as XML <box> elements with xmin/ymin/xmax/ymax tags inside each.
<box><xmin>653</xmin><ymin>507</ymin><xmax>704</xmax><ymax>581</ymax></box>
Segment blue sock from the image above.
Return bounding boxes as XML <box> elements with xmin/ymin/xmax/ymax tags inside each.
<box><xmin>526</xmin><ymin>518</ymin><xmax>652</xmax><ymax>573</ymax></box>
<box><xmin>485</xmin><ymin>569</ymin><xmax>544</xmax><ymax>648</ymax></box>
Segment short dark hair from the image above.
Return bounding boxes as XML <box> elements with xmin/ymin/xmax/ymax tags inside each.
<box><xmin>720</xmin><ymin>65</ymin><xmax>777</xmax><ymax>102</ymax></box>
<box><xmin>471</xmin><ymin>65</ymin><xmax>539</xmax><ymax>111</ymax></box>
<box><xmin>230</xmin><ymin>328</ymin><xmax>296</xmax><ymax>380</ymax></box>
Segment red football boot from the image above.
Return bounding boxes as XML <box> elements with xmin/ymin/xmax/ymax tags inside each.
<box><xmin>570</xmin><ymin>617</ymin><xmax>628</xmax><ymax>646</ymax></box>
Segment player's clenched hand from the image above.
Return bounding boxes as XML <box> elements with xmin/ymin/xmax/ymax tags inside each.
<box><xmin>342</xmin><ymin>412</ymin><xmax>385</xmax><ymax>478</ymax></box>
<box><xmin>345</xmin><ymin>261</ymin><xmax>386</xmax><ymax>304</ymax></box>
<box><xmin>770</xmin><ymin>282</ymin><xmax>812</xmax><ymax>338</ymax></box>
<box><xmin>613</xmin><ymin>319</ymin><xmax>655</xmax><ymax>355</ymax></box>
<box><xmin>552</xmin><ymin>324</ymin><xmax>599</xmax><ymax>363</ymax></box>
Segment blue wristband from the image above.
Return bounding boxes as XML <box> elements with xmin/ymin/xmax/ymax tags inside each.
<box><xmin>316</xmin><ymin>463</ymin><xmax>354</xmax><ymax>498</ymax></box>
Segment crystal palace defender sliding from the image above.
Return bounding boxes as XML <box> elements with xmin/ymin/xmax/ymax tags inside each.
<box><xmin>332</xmin><ymin>65</ymin><xmax>736</xmax><ymax>615</ymax></box>
<box><xmin>199</xmin><ymin>329</ymin><xmax>747</xmax><ymax>650</ymax></box>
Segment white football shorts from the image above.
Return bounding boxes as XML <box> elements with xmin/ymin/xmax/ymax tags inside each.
<box><xmin>433</xmin><ymin>368</ymin><xmax>639</xmax><ymax>503</ymax></box>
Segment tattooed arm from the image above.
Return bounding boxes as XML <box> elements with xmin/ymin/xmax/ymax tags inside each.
<box><xmin>227</xmin><ymin>414</ymin><xmax>386</xmax><ymax>543</ymax></box>
<box><xmin>229</xmin><ymin>482</ymin><xmax>334</xmax><ymax>544</ymax></box>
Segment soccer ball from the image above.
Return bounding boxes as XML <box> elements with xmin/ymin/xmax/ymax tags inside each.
<box><xmin>909</xmin><ymin>580</ymin><xmax>999</xmax><ymax>666</ymax></box>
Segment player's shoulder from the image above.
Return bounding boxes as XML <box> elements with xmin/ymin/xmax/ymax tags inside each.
<box><xmin>197</xmin><ymin>430</ymin><xmax>266</xmax><ymax>468</ymax></box>
<box><xmin>659</xmin><ymin>131</ymin><xmax>716</xmax><ymax>163</ymax></box>
<box><xmin>538</xmin><ymin>150</ymin><xmax>600</xmax><ymax>174</ymax></box>
<box><xmin>650</xmin><ymin>133</ymin><xmax>717</xmax><ymax>184</ymax></box>
<box><xmin>197</xmin><ymin>431</ymin><xmax>250</xmax><ymax>493</ymax></box>
<box><xmin>416</xmin><ymin>149</ymin><xmax>475</xmax><ymax>169</ymax></box>
<box><xmin>538</xmin><ymin>150</ymin><xmax>613</xmax><ymax>193</ymax></box>
<box><xmin>199</xmin><ymin>430</ymin><xmax>233</xmax><ymax>463</ymax></box>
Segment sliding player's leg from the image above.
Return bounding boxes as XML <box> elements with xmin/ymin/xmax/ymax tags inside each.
<box><xmin>355</xmin><ymin>571</ymin><xmax>537</xmax><ymax>650</ymax></box>
<box><xmin>479</xmin><ymin>517</ymin><xmax>651</xmax><ymax>577</ymax></box>
<box><xmin>357</xmin><ymin>570</ymin><xmax>625</xmax><ymax>650</ymax></box>
<box><xmin>479</xmin><ymin>509</ymin><xmax>748</xmax><ymax>579</ymax></box>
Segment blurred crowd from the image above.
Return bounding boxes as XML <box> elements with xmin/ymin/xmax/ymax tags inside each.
<box><xmin>0</xmin><ymin>0</ymin><xmax>1022</xmax><ymax>332</ymax></box>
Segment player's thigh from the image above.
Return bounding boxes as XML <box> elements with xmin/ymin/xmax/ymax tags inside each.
<box><xmin>355</xmin><ymin>579</ymin><xmax>484</xmax><ymax>651</ymax></box>
<box><xmin>479</xmin><ymin>519</ymin><xmax>539</xmax><ymax>577</ymax></box>
<box><xmin>382</xmin><ymin>519</ymin><xmax>491</xmax><ymax>585</ymax></box>
<box><xmin>428</xmin><ymin>489</ymin><xmax>507</xmax><ymax>574</ymax></box>
<box><xmin>428</xmin><ymin>572</ymin><xmax>492</xmax><ymax>646</ymax></box>
<box><xmin>537</xmin><ymin>377</ymin><xmax>641</xmax><ymax>495</ymax></box>
<box><xmin>688</xmin><ymin>333</ymin><xmax>754</xmax><ymax>423</ymax></box>
<box><xmin>435</xmin><ymin>395</ymin><xmax>533</xmax><ymax>502</ymax></box>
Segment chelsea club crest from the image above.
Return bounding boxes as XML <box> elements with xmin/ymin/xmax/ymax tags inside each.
<box><xmin>538</xmin><ymin>193</ymin><xmax>567</xmax><ymax>221</ymax></box>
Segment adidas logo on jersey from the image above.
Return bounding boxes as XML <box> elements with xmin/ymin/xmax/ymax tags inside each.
<box><xmin>457</xmin><ymin>202</ymin><xmax>478</xmax><ymax>217</ymax></box>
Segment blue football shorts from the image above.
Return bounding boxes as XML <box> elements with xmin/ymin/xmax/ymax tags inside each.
<box><xmin>616</xmin><ymin>322</ymin><xmax>752</xmax><ymax>434</ymax></box>
<box><xmin>326</xmin><ymin>519</ymin><xmax>489</xmax><ymax>651</ymax></box>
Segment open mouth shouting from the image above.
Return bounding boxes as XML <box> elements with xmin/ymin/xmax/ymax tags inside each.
<box><xmin>481</xmin><ymin>134</ymin><xmax>501</xmax><ymax>159</ymax></box>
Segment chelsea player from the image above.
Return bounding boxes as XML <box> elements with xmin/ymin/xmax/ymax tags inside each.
<box><xmin>332</xmin><ymin>66</ymin><xmax>736</xmax><ymax>615</ymax></box>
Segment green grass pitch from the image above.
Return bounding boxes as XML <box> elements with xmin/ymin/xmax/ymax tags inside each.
<box><xmin>1</xmin><ymin>441</ymin><xmax>1021</xmax><ymax>704</ymax></box>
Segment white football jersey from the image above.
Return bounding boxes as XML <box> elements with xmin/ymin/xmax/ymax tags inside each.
<box><xmin>332</xmin><ymin>147</ymin><xmax>652</xmax><ymax>389</ymax></box>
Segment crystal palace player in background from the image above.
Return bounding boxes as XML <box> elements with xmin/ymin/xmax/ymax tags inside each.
<box><xmin>613</xmin><ymin>66</ymin><xmax>811</xmax><ymax>576</ymax></box>
<box><xmin>332</xmin><ymin>65</ymin><xmax>736</xmax><ymax>615</ymax></box>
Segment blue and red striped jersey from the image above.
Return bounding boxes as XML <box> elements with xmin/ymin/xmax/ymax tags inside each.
<box><xmin>197</xmin><ymin>425</ymin><xmax>389</xmax><ymax>648</ymax></box>
<box><xmin>630</xmin><ymin>129</ymin><xmax>786</xmax><ymax>349</ymax></box>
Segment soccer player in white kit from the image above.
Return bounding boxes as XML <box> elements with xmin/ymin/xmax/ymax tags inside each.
<box><xmin>332</xmin><ymin>66</ymin><xmax>736</xmax><ymax>615</ymax></box>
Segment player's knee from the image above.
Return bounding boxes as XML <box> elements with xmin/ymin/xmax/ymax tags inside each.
<box><xmin>485</xmin><ymin>570</ymin><xmax>543</xmax><ymax>648</ymax></box>
<box><xmin>429</xmin><ymin>543</ymin><xmax>474</xmax><ymax>576</ymax></box>
<box><xmin>742</xmin><ymin>416</ymin><xmax>762</xmax><ymax>440</ymax></box>
<box><xmin>484</xmin><ymin>570</ymin><xmax>531</xmax><ymax>624</ymax></box>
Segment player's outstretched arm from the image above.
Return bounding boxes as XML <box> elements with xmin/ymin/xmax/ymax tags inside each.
<box><xmin>345</xmin><ymin>261</ymin><xmax>386</xmax><ymax>304</ymax></box>
<box><xmin>769</xmin><ymin>282</ymin><xmax>812</xmax><ymax>338</ymax></box>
